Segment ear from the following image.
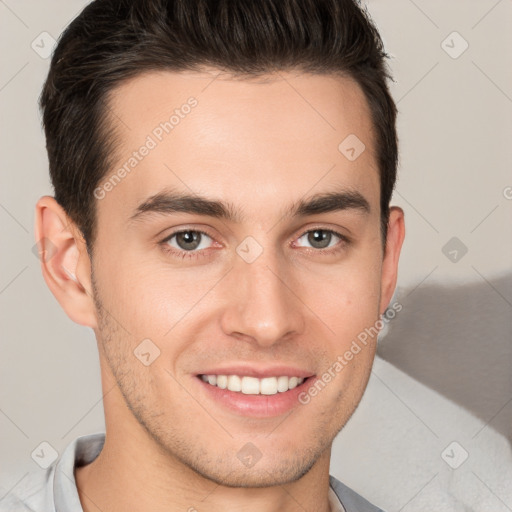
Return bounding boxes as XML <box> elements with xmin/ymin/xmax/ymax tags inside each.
<box><xmin>34</xmin><ymin>196</ymin><xmax>98</xmax><ymax>328</ymax></box>
<box><xmin>379</xmin><ymin>206</ymin><xmax>405</xmax><ymax>315</ymax></box>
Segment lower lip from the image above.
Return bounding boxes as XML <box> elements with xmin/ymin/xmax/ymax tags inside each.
<box><xmin>195</xmin><ymin>375</ymin><xmax>316</xmax><ymax>418</ymax></box>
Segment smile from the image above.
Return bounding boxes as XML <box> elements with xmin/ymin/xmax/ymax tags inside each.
<box><xmin>200</xmin><ymin>374</ymin><xmax>305</xmax><ymax>395</ymax></box>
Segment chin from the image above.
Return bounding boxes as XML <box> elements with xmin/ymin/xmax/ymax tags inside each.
<box><xmin>190</xmin><ymin>456</ymin><xmax>317</xmax><ymax>489</ymax></box>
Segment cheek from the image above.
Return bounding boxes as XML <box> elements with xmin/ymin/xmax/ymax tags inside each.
<box><xmin>95</xmin><ymin>247</ymin><xmax>204</xmax><ymax>332</ymax></box>
<box><xmin>304</xmin><ymin>258</ymin><xmax>382</xmax><ymax>340</ymax></box>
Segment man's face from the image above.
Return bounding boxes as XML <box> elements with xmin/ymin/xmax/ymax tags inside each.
<box><xmin>90</xmin><ymin>69</ymin><xmax>395</xmax><ymax>486</ymax></box>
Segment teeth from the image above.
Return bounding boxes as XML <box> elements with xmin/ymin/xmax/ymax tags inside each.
<box><xmin>261</xmin><ymin>377</ymin><xmax>278</xmax><ymax>395</ymax></box>
<box><xmin>216</xmin><ymin>375</ymin><xmax>228</xmax><ymax>389</ymax></box>
<box><xmin>277</xmin><ymin>376</ymin><xmax>289</xmax><ymax>392</ymax></box>
<box><xmin>200</xmin><ymin>374</ymin><xmax>305</xmax><ymax>395</ymax></box>
<box><xmin>288</xmin><ymin>376</ymin><xmax>299</xmax><ymax>389</ymax></box>
<box><xmin>227</xmin><ymin>375</ymin><xmax>242</xmax><ymax>392</ymax></box>
<box><xmin>241</xmin><ymin>376</ymin><xmax>260</xmax><ymax>394</ymax></box>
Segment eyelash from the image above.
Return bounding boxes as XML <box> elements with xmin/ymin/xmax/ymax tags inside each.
<box><xmin>159</xmin><ymin>227</ymin><xmax>350</xmax><ymax>261</ymax></box>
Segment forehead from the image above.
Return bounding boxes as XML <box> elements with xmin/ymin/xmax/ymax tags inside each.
<box><xmin>101</xmin><ymin>69</ymin><xmax>379</xmax><ymax>221</ymax></box>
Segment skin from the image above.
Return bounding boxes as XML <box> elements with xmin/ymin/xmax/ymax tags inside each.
<box><xmin>35</xmin><ymin>68</ymin><xmax>405</xmax><ymax>512</ymax></box>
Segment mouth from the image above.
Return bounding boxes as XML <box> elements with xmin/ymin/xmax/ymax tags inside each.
<box><xmin>194</xmin><ymin>370</ymin><xmax>316</xmax><ymax>418</ymax></box>
<box><xmin>198</xmin><ymin>374</ymin><xmax>307</xmax><ymax>395</ymax></box>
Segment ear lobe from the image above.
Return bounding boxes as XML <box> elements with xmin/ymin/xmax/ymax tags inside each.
<box><xmin>379</xmin><ymin>206</ymin><xmax>405</xmax><ymax>315</ymax></box>
<box><xmin>34</xmin><ymin>196</ymin><xmax>98</xmax><ymax>329</ymax></box>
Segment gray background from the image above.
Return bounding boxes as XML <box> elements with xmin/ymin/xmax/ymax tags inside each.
<box><xmin>1</xmin><ymin>1</ymin><xmax>511</xmax><ymax>510</ymax></box>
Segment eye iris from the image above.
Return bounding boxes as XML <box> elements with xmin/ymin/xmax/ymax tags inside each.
<box><xmin>176</xmin><ymin>231</ymin><xmax>201</xmax><ymax>250</ymax></box>
<box><xmin>308</xmin><ymin>230</ymin><xmax>331</xmax><ymax>249</ymax></box>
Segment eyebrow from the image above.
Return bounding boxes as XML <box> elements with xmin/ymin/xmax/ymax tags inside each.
<box><xmin>129</xmin><ymin>188</ymin><xmax>370</xmax><ymax>224</ymax></box>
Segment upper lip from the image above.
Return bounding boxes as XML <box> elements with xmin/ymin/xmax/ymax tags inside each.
<box><xmin>196</xmin><ymin>365</ymin><xmax>315</xmax><ymax>379</ymax></box>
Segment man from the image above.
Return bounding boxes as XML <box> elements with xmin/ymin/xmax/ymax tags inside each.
<box><xmin>2</xmin><ymin>0</ymin><xmax>404</xmax><ymax>510</ymax></box>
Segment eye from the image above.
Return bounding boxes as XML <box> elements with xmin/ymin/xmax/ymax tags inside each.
<box><xmin>162</xmin><ymin>229</ymin><xmax>214</xmax><ymax>257</ymax></box>
<box><xmin>294</xmin><ymin>228</ymin><xmax>347</xmax><ymax>252</ymax></box>
<box><xmin>160</xmin><ymin>227</ymin><xmax>349</xmax><ymax>261</ymax></box>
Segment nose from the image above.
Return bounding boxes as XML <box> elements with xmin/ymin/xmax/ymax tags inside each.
<box><xmin>219</xmin><ymin>247</ymin><xmax>305</xmax><ymax>348</ymax></box>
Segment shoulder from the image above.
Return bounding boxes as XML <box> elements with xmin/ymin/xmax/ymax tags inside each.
<box><xmin>0</xmin><ymin>466</ymin><xmax>56</xmax><ymax>512</ymax></box>
<box><xmin>329</xmin><ymin>474</ymin><xmax>386</xmax><ymax>512</ymax></box>
<box><xmin>0</xmin><ymin>433</ymin><xmax>105</xmax><ymax>512</ymax></box>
